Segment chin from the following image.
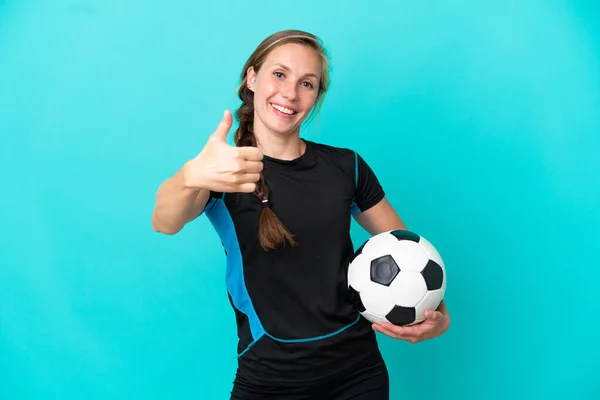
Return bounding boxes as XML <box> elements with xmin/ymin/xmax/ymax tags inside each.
<box><xmin>268</xmin><ymin>118</ymin><xmax>304</xmax><ymax>136</ymax></box>
<box><xmin>268</xmin><ymin>125</ymin><xmax>299</xmax><ymax>137</ymax></box>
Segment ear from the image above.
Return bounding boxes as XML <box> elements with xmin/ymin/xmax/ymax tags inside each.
<box><xmin>246</xmin><ymin>66</ymin><xmax>257</xmax><ymax>92</ymax></box>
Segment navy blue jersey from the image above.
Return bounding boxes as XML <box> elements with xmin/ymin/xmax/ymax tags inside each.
<box><xmin>202</xmin><ymin>139</ymin><xmax>385</xmax><ymax>384</ymax></box>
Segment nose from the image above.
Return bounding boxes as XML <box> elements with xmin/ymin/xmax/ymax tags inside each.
<box><xmin>281</xmin><ymin>82</ymin><xmax>298</xmax><ymax>101</ymax></box>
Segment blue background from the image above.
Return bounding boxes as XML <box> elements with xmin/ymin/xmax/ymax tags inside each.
<box><xmin>1</xmin><ymin>1</ymin><xmax>599</xmax><ymax>399</ymax></box>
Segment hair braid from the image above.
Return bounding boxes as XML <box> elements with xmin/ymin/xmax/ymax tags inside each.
<box><xmin>233</xmin><ymin>30</ymin><xmax>329</xmax><ymax>251</ymax></box>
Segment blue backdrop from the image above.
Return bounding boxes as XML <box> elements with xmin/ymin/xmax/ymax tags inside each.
<box><xmin>1</xmin><ymin>1</ymin><xmax>599</xmax><ymax>399</ymax></box>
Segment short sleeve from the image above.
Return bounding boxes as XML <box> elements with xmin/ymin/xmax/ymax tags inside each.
<box><xmin>202</xmin><ymin>190</ymin><xmax>223</xmax><ymax>215</ymax></box>
<box><xmin>351</xmin><ymin>152</ymin><xmax>385</xmax><ymax>215</ymax></box>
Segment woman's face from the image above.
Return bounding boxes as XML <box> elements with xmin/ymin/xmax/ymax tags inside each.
<box><xmin>247</xmin><ymin>43</ymin><xmax>322</xmax><ymax>138</ymax></box>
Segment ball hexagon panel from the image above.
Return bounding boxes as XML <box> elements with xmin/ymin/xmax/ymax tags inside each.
<box><xmin>416</xmin><ymin>289</ymin><xmax>444</xmax><ymax>315</ymax></box>
<box><xmin>418</xmin><ymin>236</ymin><xmax>445</xmax><ymax>268</ymax></box>
<box><xmin>388</xmin><ymin>240</ymin><xmax>430</xmax><ymax>273</ymax></box>
<box><xmin>356</xmin><ymin>231</ymin><xmax>399</xmax><ymax>258</ymax></box>
<box><xmin>361</xmin><ymin>310</ymin><xmax>389</xmax><ymax>324</ymax></box>
<box><xmin>414</xmin><ymin>289</ymin><xmax>445</xmax><ymax>324</ymax></box>
<box><xmin>389</xmin><ymin>271</ymin><xmax>428</xmax><ymax>308</ymax></box>
<box><xmin>347</xmin><ymin>253</ymin><xmax>371</xmax><ymax>293</ymax></box>
<box><xmin>357</xmin><ymin>278</ymin><xmax>396</xmax><ymax>316</ymax></box>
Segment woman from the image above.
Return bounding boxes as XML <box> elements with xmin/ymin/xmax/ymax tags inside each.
<box><xmin>152</xmin><ymin>29</ymin><xmax>450</xmax><ymax>400</ymax></box>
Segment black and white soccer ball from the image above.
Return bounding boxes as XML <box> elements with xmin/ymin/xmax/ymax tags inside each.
<box><xmin>348</xmin><ymin>230</ymin><xmax>446</xmax><ymax>326</ymax></box>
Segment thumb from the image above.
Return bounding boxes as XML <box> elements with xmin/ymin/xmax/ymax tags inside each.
<box><xmin>209</xmin><ymin>110</ymin><xmax>233</xmax><ymax>143</ymax></box>
<box><xmin>425</xmin><ymin>310</ymin><xmax>438</xmax><ymax>320</ymax></box>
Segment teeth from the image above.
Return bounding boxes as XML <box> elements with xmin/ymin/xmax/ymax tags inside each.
<box><xmin>271</xmin><ymin>103</ymin><xmax>295</xmax><ymax>115</ymax></box>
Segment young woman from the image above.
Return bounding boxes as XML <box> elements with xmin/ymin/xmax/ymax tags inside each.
<box><xmin>152</xmin><ymin>29</ymin><xmax>450</xmax><ymax>400</ymax></box>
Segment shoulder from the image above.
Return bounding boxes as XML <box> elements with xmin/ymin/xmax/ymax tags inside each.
<box><xmin>306</xmin><ymin>139</ymin><xmax>356</xmax><ymax>157</ymax></box>
<box><xmin>305</xmin><ymin>140</ymin><xmax>367</xmax><ymax>189</ymax></box>
<box><xmin>305</xmin><ymin>139</ymin><xmax>359</xmax><ymax>169</ymax></box>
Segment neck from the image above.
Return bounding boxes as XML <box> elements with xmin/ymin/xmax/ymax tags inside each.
<box><xmin>253</xmin><ymin>127</ymin><xmax>305</xmax><ymax>161</ymax></box>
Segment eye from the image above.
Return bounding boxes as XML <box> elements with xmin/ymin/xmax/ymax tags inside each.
<box><xmin>301</xmin><ymin>81</ymin><xmax>314</xmax><ymax>89</ymax></box>
<box><xmin>274</xmin><ymin>71</ymin><xmax>285</xmax><ymax>79</ymax></box>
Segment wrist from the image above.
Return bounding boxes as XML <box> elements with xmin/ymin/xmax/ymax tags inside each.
<box><xmin>181</xmin><ymin>160</ymin><xmax>205</xmax><ymax>192</ymax></box>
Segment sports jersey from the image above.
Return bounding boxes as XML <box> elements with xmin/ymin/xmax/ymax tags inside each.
<box><xmin>202</xmin><ymin>139</ymin><xmax>386</xmax><ymax>385</ymax></box>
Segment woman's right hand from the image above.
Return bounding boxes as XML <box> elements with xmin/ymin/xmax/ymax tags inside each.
<box><xmin>183</xmin><ymin>110</ymin><xmax>264</xmax><ymax>193</ymax></box>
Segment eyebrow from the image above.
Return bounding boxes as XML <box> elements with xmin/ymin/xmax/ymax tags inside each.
<box><xmin>273</xmin><ymin>63</ymin><xmax>319</xmax><ymax>80</ymax></box>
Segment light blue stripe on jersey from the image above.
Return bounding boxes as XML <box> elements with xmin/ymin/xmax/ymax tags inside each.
<box><xmin>265</xmin><ymin>313</ymin><xmax>361</xmax><ymax>343</ymax></box>
<box><xmin>205</xmin><ymin>196</ymin><xmax>360</xmax><ymax>355</ymax></box>
<box><xmin>205</xmin><ymin>199</ymin><xmax>265</xmax><ymax>343</ymax></box>
<box><xmin>351</xmin><ymin>151</ymin><xmax>361</xmax><ymax>215</ymax></box>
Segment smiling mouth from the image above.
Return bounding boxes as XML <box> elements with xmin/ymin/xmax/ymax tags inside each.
<box><xmin>270</xmin><ymin>103</ymin><xmax>297</xmax><ymax>115</ymax></box>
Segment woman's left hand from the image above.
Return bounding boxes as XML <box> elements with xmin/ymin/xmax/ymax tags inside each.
<box><xmin>372</xmin><ymin>309</ymin><xmax>450</xmax><ymax>343</ymax></box>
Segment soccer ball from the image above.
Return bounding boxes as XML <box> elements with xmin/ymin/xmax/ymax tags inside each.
<box><xmin>347</xmin><ymin>230</ymin><xmax>446</xmax><ymax>326</ymax></box>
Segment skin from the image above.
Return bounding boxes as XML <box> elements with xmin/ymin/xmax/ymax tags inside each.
<box><xmin>246</xmin><ymin>43</ymin><xmax>320</xmax><ymax>160</ymax></box>
<box><xmin>246</xmin><ymin>42</ymin><xmax>451</xmax><ymax>343</ymax></box>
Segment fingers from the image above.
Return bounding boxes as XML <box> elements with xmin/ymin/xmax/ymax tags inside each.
<box><xmin>241</xmin><ymin>160</ymin><xmax>264</xmax><ymax>174</ymax></box>
<box><xmin>372</xmin><ymin>309</ymin><xmax>447</xmax><ymax>343</ymax></box>
<box><xmin>237</xmin><ymin>146</ymin><xmax>264</xmax><ymax>162</ymax></box>
<box><xmin>425</xmin><ymin>310</ymin><xmax>439</xmax><ymax>320</ymax></box>
<box><xmin>380</xmin><ymin>323</ymin><xmax>415</xmax><ymax>337</ymax></box>
<box><xmin>236</xmin><ymin>182</ymin><xmax>257</xmax><ymax>193</ymax></box>
<box><xmin>373</xmin><ymin>322</ymin><xmax>423</xmax><ymax>343</ymax></box>
<box><xmin>209</xmin><ymin>110</ymin><xmax>233</xmax><ymax>142</ymax></box>
<box><xmin>227</xmin><ymin>173</ymin><xmax>260</xmax><ymax>193</ymax></box>
<box><xmin>239</xmin><ymin>172</ymin><xmax>261</xmax><ymax>184</ymax></box>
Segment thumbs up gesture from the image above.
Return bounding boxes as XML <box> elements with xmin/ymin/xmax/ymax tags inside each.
<box><xmin>183</xmin><ymin>110</ymin><xmax>264</xmax><ymax>193</ymax></box>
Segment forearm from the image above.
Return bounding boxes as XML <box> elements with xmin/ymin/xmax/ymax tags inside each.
<box><xmin>152</xmin><ymin>164</ymin><xmax>209</xmax><ymax>234</ymax></box>
<box><xmin>354</xmin><ymin>197</ymin><xmax>408</xmax><ymax>236</ymax></box>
